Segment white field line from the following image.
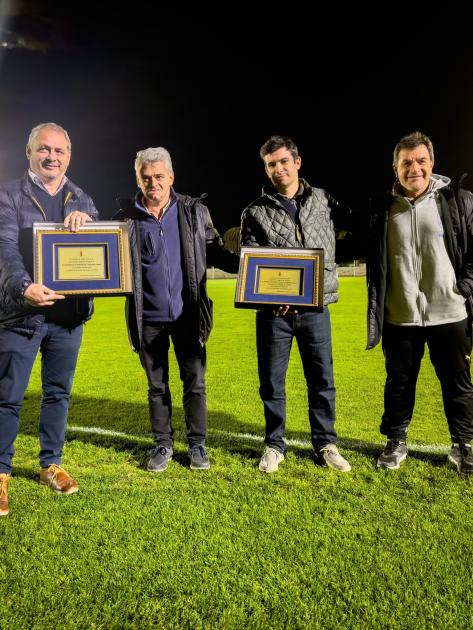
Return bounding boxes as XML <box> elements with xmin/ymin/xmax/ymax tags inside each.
<box><xmin>67</xmin><ymin>425</ymin><xmax>451</xmax><ymax>454</ymax></box>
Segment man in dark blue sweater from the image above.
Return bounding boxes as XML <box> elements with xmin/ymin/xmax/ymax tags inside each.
<box><xmin>116</xmin><ymin>147</ymin><xmax>238</xmax><ymax>472</ymax></box>
<box><xmin>0</xmin><ymin>122</ymin><xmax>99</xmax><ymax>517</ymax></box>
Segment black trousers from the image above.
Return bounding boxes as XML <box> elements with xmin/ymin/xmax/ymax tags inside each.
<box><xmin>381</xmin><ymin>319</ymin><xmax>473</xmax><ymax>442</ymax></box>
<box><xmin>139</xmin><ymin>319</ymin><xmax>207</xmax><ymax>448</ymax></box>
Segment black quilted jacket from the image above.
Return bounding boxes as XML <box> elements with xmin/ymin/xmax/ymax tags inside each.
<box><xmin>240</xmin><ymin>179</ymin><xmax>352</xmax><ymax>306</ymax></box>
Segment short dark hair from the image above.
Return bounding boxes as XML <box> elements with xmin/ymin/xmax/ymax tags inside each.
<box><xmin>393</xmin><ymin>131</ymin><xmax>434</xmax><ymax>167</ymax></box>
<box><xmin>259</xmin><ymin>135</ymin><xmax>299</xmax><ymax>162</ymax></box>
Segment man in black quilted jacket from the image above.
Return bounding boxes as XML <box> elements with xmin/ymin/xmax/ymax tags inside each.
<box><xmin>0</xmin><ymin>122</ymin><xmax>99</xmax><ymax>517</ymax></box>
<box><xmin>240</xmin><ymin>135</ymin><xmax>352</xmax><ymax>473</ymax></box>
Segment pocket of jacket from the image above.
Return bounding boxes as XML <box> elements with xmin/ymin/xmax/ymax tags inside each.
<box><xmin>323</xmin><ymin>262</ymin><xmax>338</xmax><ymax>292</ymax></box>
<box><xmin>199</xmin><ymin>295</ymin><xmax>213</xmax><ymax>342</ymax></box>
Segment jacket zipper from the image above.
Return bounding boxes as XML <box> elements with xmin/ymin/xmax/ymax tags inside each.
<box><xmin>154</xmin><ymin>217</ymin><xmax>174</xmax><ymax>320</ymax></box>
<box><xmin>279</xmin><ymin>206</ymin><xmax>303</xmax><ymax>246</ymax></box>
<box><xmin>30</xmin><ymin>196</ymin><xmax>47</xmax><ymax>221</ymax></box>
<box><xmin>411</xmin><ymin>200</ymin><xmax>425</xmax><ymax>324</ymax></box>
<box><xmin>64</xmin><ymin>191</ymin><xmax>72</xmax><ymax>210</ymax></box>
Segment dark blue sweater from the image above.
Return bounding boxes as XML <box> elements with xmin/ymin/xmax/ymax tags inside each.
<box><xmin>135</xmin><ymin>194</ymin><xmax>184</xmax><ymax>323</ymax></box>
<box><xmin>29</xmin><ymin>182</ymin><xmax>65</xmax><ymax>223</ymax></box>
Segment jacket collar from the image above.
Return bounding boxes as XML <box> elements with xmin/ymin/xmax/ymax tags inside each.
<box><xmin>20</xmin><ymin>171</ymin><xmax>81</xmax><ymax>199</ymax></box>
<box><xmin>261</xmin><ymin>178</ymin><xmax>311</xmax><ymax>205</ymax></box>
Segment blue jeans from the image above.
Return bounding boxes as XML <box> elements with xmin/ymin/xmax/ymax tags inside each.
<box><xmin>0</xmin><ymin>323</ymin><xmax>83</xmax><ymax>473</ymax></box>
<box><xmin>256</xmin><ymin>308</ymin><xmax>337</xmax><ymax>452</ymax></box>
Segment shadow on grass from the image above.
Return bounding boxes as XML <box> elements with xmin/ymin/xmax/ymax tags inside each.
<box><xmin>19</xmin><ymin>392</ymin><xmax>449</xmax><ymax>468</ymax></box>
<box><xmin>9</xmin><ymin>466</ymin><xmax>40</xmax><ymax>482</ymax></box>
<box><xmin>19</xmin><ymin>392</ymin><xmax>264</xmax><ymax>468</ymax></box>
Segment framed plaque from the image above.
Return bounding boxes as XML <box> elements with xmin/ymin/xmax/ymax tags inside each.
<box><xmin>33</xmin><ymin>221</ymin><xmax>133</xmax><ymax>295</ymax></box>
<box><xmin>235</xmin><ymin>246</ymin><xmax>324</xmax><ymax>309</ymax></box>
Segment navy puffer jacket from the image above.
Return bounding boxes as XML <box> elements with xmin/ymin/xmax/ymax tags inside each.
<box><xmin>0</xmin><ymin>172</ymin><xmax>99</xmax><ymax>334</ymax></box>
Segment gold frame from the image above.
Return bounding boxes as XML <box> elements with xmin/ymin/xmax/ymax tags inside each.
<box><xmin>33</xmin><ymin>221</ymin><xmax>133</xmax><ymax>295</ymax></box>
<box><xmin>235</xmin><ymin>246</ymin><xmax>324</xmax><ymax>309</ymax></box>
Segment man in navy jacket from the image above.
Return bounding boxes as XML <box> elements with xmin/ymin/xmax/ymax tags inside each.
<box><xmin>0</xmin><ymin>122</ymin><xmax>99</xmax><ymax>516</ymax></box>
<box><xmin>116</xmin><ymin>147</ymin><xmax>238</xmax><ymax>473</ymax></box>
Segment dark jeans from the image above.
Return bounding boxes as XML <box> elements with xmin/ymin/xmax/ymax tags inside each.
<box><xmin>0</xmin><ymin>323</ymin><xmax>83</xmax><ymax>474</ymax></box>
<box><xmin>256</xmin><ymin>308</ymin><xmax>337</xmax><ymax>453</ymax></box>
<box><xmin>381</xmin><ymin>319</ymin><xmax>473</xmax><ymax>442</ymax></box>
<box><xmin>139</xmin><ymin>318</ymin><xmax>207</xmax><ymax>448</ymax></box>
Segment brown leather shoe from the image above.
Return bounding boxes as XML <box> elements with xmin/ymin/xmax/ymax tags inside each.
<box><xmin>39</xmin><ymin>464</ymin><xmax>79</xmax><ymax>495</ymax></box>
<box><xmin>0</xmin><ymin>473</ymin><xmax>10</xmax><ymax>516</ymax></box>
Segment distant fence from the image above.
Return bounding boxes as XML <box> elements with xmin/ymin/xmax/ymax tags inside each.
<box><xmin>337</xmin><ymin>262</ymin><xmax>366</xmax><ymax>277</ymax></box>
<box><xmin>207</xmin><ymin>268</ymin><xmax>238</xmax><ymax>279</ymax></box>
<box><xmin>208</xmin><ymin>262</ymin><xmax>366</xmax><ymax>279</ymax></box>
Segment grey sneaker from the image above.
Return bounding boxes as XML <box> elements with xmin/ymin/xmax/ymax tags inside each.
<box><xmin>317</xmin><ymin>443</ymin><xmax>351</xmax><ymax>472</ymax></box>
<box><xmin>448</xmin><ymin>443</ymin><xmax>473</xmax><ymax>475</ymax></box>
<box><xmin>147</xmin><ymin>446</ymin><xmax>173</xmax><ymax>472</ymax></box>
<box><xmin>189</xmin><ymin>445</ymin><xmax>210</xmax><ymax>470</ymax></box>
<box><xmin>377</xmin><ymin>439</ymin><xmax>407</xmax><ymax>469</ymax></box>
<box><xmin>259</xmin><ymin>447</ymin><xmax>284</xmax><ymax>473</ymax></box>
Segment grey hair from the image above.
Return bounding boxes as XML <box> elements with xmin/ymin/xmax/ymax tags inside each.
<box><xmin>135</xmin><ymin>147</ymin><xmax>173</xmax><ymax>178</ymax></box>
<box><xmin>393</xmin><ymin>131</ymin><xmax>434</xmax><ymax>167</ymax></box>
<box><xmin>28</xmin><ymin>122</ymin><xmax>71</xmax><ymax>151</ymax></box>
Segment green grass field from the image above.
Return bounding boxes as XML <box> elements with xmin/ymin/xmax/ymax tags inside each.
<box><xmin>1</xmin><ymin>278</ymin><xmax>472</xmax><ymax>629</ymax></box>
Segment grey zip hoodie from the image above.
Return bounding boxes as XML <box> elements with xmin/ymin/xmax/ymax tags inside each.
<box><xmin>385</xmin><ymin>173</ymin><xmax>468</xmax><ymax>326</ymax></box>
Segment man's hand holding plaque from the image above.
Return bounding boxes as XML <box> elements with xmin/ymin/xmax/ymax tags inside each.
<box><xmin>23</xmin><ymin>283</ymin><xmax>65</xmax><ymax>307</ymax></box>
<box><xmin>63</xmin><ymin>211</ymin><xmax>93</xmax><ymax>232</ymax></box>
<box><xmin>274</xmin><ymin>305</ymin><xmax>298</xmax><ymax>317</ymax></box>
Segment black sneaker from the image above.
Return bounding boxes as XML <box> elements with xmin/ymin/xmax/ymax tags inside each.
<box><xmin>377</xmin><ymin>439</ymin><xmax>407</xmax><ymax>469</ymax></box>
<box><xmin>448</xmin><ymin>443</ymin><xmax>473</xmax><ymax>475</ymax></box>
<box><xmin>147</xmin><ymin>446</ymin><xmax>173</xmax><ymax>472</ymax></box>
<box><xmin>189</xmin><ymin>445</ymin><xmax>210</xmax><ymax>470</ymax></box>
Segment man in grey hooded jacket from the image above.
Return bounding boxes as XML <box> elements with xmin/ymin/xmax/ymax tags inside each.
<box><xmin>366</xmin><ymin>131</ymin><xmax>473</xmax><ymax>474</ymax></box>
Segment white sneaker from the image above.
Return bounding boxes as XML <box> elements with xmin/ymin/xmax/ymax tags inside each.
<box><xmin>317</xmin><ymin>443</ymin><xmax>351</xmax><ymax>472</ymax></box>
<box><xmin>259</xmin><ymin>447</ymin><xmax>284</xmax><ymax>473</ymax></box>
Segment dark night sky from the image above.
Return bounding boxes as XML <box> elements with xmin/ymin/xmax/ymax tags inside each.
<box><xmin>1</xmin><ymin>3</ymin><xmax>473</xmax><ymax>230</ymax></box>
